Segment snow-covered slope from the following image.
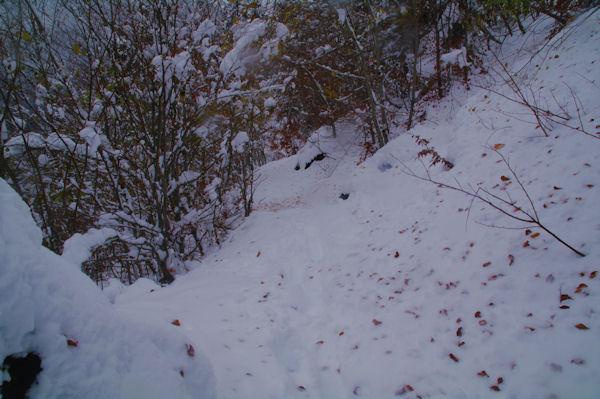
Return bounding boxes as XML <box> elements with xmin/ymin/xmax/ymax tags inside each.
<box><xmin>0</xmin><ymin>179</ymin><xmax>216</xmax><ymax>399</ymax></box>
<box><xmin>2</xmin><ymin>9</ymin><xmax>599</xmax><ymax>399</ymax></box>
<box><xmin>112</xmin><ymin>10</ymin><xmax>600</xmax><ymax>399</ymax></box>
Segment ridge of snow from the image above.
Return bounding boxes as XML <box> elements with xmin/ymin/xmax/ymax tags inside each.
<box><xmin>0</xmin><ymin>179</ymin><xmax>216</xmax><ymax>399</ymax></box>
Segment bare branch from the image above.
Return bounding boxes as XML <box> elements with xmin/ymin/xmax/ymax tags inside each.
<box><xmin>395</xmin><ymin>155</ymin><xmax>585</xmax><ymax>257</ymax></box>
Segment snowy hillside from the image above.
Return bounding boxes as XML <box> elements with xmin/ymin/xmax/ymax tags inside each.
<box><xmin>114</xmin><ymin>10</ymin><xmax>600</xmax><ymax>399</ymax></box>
<box><xmin>2</xmin><ymin>8</ymin><xmax>599</xmax><ymax>399</ymax></box>
<box><xmin>0</xmin><ymin>179</ymin><xmax>216</xmax><ymax>398</ymax></box>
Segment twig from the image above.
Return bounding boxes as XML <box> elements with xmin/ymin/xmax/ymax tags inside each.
<box><xmin>395</xmin><ymin>154</ymin><xmax>586</xmax><ymax>257</ymax></box>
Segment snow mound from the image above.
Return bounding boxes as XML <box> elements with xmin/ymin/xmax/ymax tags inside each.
<box><xmin>0</xmin><ymin>179</ymin><xmax>216</xmax><ymax>399</ymax></box>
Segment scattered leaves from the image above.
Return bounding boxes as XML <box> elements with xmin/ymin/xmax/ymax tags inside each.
<box><xmin>180</xmin><ymin>370</ymin><xmax>185</xmax><ymax>377</ymax></box>
<box><xmin>482</xmin><ymin>261</ymin><xmax>491</xmax><ymax>267</ymax></box>
<box><xmin>522</xmin><ymin>241</ymin><xmax>530</xmax><ymax>248</ymax></box>
<box><xmin>456</xmin><ymin>327</ymin><xmax>463</xmax><ymax>337</ymax></box>
<box><xmin>172</xmin><ymin>319</ymin><xmax>181</xmax><ymax>326</ymax></box>
<box><xmin>394</xmin><ymin>251</ymin><xmax>400</xmax><ymax>258</ymax></box>
<box><xmin>474</xmin><ymin>311</ymin><xmax>482</xmax><ymax>318</ymax></box>
<box><xmin>575</xmin><ymin>283</ymin><xmax>588</xmax><ymax>293</ymax></box>
<box><xmin>316</xmin><ymin>340</ymin><xmax>324</xmax><ymax>345</ymax></box>
<box><xmin>590</xmin><ymin>271</ymin><xmax>597</xmax><ymax>279</ymax></box>
<box><xmin>497</xmin><ymin>377</ymin><xmax>504</xmax><ymax>384</ymax></box>
<box><xmin>395</xmin><ymin>385</ymin><xmax>414</xmax><ymax>396</ymax></box>
<box><xmin>256</xmin><ymin>251</ymin><xmax>261</xmax><ymax>257</ymax></box>
<box><xmin>560</xmin><ymin>294</ymin><xmax>573</xmax><ymax>302</ymax></box>
<box><xmin>449</xmin><ymin>353</ymin><xmax>459</xmax><ymax>362</ymax></box>
<box><xmin>372</xmin><ymin>319</ymin><xmax>382</xmax><ymax>326</ymax></box>
<box><xmin>66</xmin><ymin>338</ymin><xmax>78</xmax><ymax>347</ymax></box>
<box><xmin>508</xmin><ymin>254</ymin><xmax>514</xmax><ymax>266</ymax></box>
<box><xmin>297</xmin><ymin>385</ymin><xmax>306</xmax><ymax>391</ymax></box>
<box><xmin>339</xmin><ymin>331</ymin><xmax>344</xmax><ymax>336</ymax></box>
<box><xmin>549</xmin><ymin>363</ymin><xmax>563</xmax><ymax>373</ymax></box>
<box><xmin>493</xmin><ymin>144</ymin><xmax>505</xmax><ymax>150</ymax></box>
<box><xmin>490</xmin><ymin>385</ymin><xmax>501</xmax><ymax>392</ymax></box>
<box><xmin>571</xmin><ymin>358</ymin><xmax>585</xmax><ymax>365</ymax></box>
<box><xmin>477</xmin><ymin>370</ymin><xmax>489</xmax><ymax>377</ymax></box>
<box><xmin>575</xmin><ymin>323</ymin><xmax>589</xmax><ymax>330</ymax></box>
<box><xmin>500</xmin><ymin>175</ymin><xmax>510</xmax><ymax>181</ymax></box>
<box><xmin>530</xmin><ymin>232</ymin><xmax>540</xmax><ymax>238</ymax></box>
<box><xmin>186</xmin><ymin>344</ymin><xmax>195</xmax><ymax>357</ymax></box>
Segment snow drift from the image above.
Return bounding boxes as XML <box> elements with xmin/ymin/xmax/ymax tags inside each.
<box><xmin>0</xmin><ymin>179</ymin><xmax>216</xmax><ymax>399</ymax></box>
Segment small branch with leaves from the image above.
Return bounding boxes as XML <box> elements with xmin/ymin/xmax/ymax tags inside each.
<box><xmin>395</xmin><ymin>149</ymin><xmax>585</xmax><ymax>257</ymax></box>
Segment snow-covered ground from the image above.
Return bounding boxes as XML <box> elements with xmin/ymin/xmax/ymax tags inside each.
<box><xmin>2</xmin><ymin>9</ymin><xmax>599</xmax><ymax>399</ymax></box>
<box><xmin>0</xmin><ymin>179</ymin><xmax>216</xmax><ymax>399</ymax></box>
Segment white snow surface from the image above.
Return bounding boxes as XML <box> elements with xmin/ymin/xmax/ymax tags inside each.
<box><xmin>440</xmin><ymin>47</ymin><xmax>469</xmax><ymax>68</ymax></box>
<box><xmin>78</xmin><ymin>122</ymin><xmax>104</xmax><ymax>154</ymax></box>
<box><xmin>61</xmin><ymin>227</ymin><xmax>118</xmax><ymax>268</ymax></box>
<box><xmin>2</xmin><ymin>10</ymin><xmax>600</xmax><ymax>399</ymax></box>
<box><xmin>220</xmin><ymin>19</ymin><xmax>267</xmax><ymax>77</ymax></box>
<box><xmin>231</xmin><ymin>131</ymin><xmax>250</xmax><ymax>153</ymax></box>
<box><xmin>114</xmin><ymin>11</ymin><xmax>599</xmax><ymax>399</ymax></box>
<box><xmin>0</xmin><ymin>180</ymin><xmax>216</xmax><ymax>398</ymax></box>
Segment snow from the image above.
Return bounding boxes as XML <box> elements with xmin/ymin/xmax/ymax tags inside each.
<box><xmin>113</xmin><ymin>12</ymin><xmax>599</xmax><ymax>399</ymax></box>
<box><xmin>3</xmin><ymin>131</ymin><xmax>79</xmax><ymax>157</ymax></box>
<box><xmin>220</xmin><ymin>19</ymin><xmax>267</xmax><ymax>77</ymax></box>
<box><xmin>264</xmin><ymin>96</ymin><xmax>277</xmax><ymax>108</ymax></box>
<box><xmin>153</xmin><ymin>51</ymin><xmax>193</xmax><ymax>82</ymax></box>
<box><xmin>2</xmin><ymin>10</ymin><xmax>600</xmax><ymax>399</ymax></box>
<box><xmin>275</xmin><ymin>22</ymin><xmax>290</xmax><ymax>39</ymax></box>
<box><xmin>61</xmin><ymin>227</ymin><xmax>118</xmax><ymax>268</ymax></box>
<box><xmin>45</xmin><ymin>133</ymin><xmax>76</xmax><ymax>152</ymax></box>
<box><xmin>293</xmin><ymin>125</ymin><xmax>336</xmax><ymax>171</ymax></box>
<box><xmin>337</xmin><ymin>8</ymin><xmax>347</xmax><ymax>25</ymax></box>
<box><xmin>78</xmin><ymin>122</ymin><xmax>104</xmax><ymax>154</ymax></box>
<box><xmin>192</xmin><ymin>19</ymin><xmax>216</xmax><ymax>43</ymax></box>
<box><xmin>231</xmin><ymin>131</ymin><xmax>249</xmax><ymax>153</ymax></box>
<box><xmin>440</xmin><ymin>47</ymin><xmax>469</xmax><ymax>68</ymax></box>
<box><xmin>3</xmin><ymin>133</ymin><xmax>45</xmax><ymax>158</ymax></box>
<box><xmin>0</xmin><ymin>179</ymin><xmax>216</xmax><ymax>399</ymax></box>
<box><xmin>206</xmin><ymin>177</ymin><xmax>222</xmax><ymax>201</ymax></box>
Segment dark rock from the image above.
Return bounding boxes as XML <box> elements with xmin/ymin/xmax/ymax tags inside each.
<box><xmin>1</xmin><ymin>352</ymin><xmax>43</xmax><ymax>399</ymax></box>
<box><xmin>159</xmin><ymin>273</ymin><xmax>175</xmax><ymax>285</ymax></box>
<box><xmin>378</xmin><ymin>161</ymin><xmax>393</xmax><ymax>172</ymax></box>
<box><xmin>304</xmin><ymin>153</ymin><xmax>326</xmax><ymax>169</ymax></box>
